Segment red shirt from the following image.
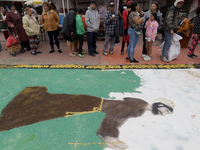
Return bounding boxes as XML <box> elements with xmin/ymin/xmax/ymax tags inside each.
<box><xmin>123</xmin><ymin>9</ymin><xmax>129</xmax><ymax>29</ymax></box>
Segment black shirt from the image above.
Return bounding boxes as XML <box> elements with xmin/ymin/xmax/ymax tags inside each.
<box><xmin>118</xmin><ymin>4</ymin><xmax>127</xmax><ymax>16</ymax></box>
<box><xmin>193</xmin><ymin>14</ymin><xmax>200</xmax><ymax>34</ymax></box>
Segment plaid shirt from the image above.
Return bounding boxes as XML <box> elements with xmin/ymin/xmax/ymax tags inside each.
<box><xmin>104</xmin><ymin>11</ymin><xmax>119</xmax><ymax>35</ymax></box>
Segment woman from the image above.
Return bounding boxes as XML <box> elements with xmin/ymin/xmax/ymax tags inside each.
<box><xmin>41</xmin><ymin>2</ymin><xmax>62</xmax><ymax>53</ymax></box>
<box><xmin>142</xmin><ymin>2</ymin><xmax>162</xmax><ymax>60</ymax></box>
<box><xmin>187</xmin><ymin>5</ymin><xmax>200</xmax><ymax>58</ymax></box>
<box><xmin>50</xmin><ymin>3</ymin><xmax>59</xmax><ymax>15</ymax></box>
<box><xmin>126</xmin><ymin>1</ymin><xmax>144</xmax><ymax>63</ymax></box>
<box><xmin>0</xmin><ymin>5</ymin><xmax>9</xmax><ymax>40</ymax></box>
<box><xmin>5</xmin><ymin>3</ymin><xmax>30</xmax><ymax>52</ymax></box>
<box><xmin>23</xmin><ymin>7</ymin><xmax>41</xmax><ymax>55</ymax></box>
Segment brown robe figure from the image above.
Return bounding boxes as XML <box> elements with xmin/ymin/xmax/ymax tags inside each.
<box><xmin>0</xmin><ymin>86</ymin><xmax>172</xmax><ymax>149</ymax></box>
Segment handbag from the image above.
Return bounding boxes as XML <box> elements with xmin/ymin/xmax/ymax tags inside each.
<box><xmin>135</xmin><ymin>28</ymin><xmax>142</xmax><ymax>36</ymax></box>
<box><xmin>115</xmin><ymin>35</ymin><xmax>120</xmax><ymax>43</ymax></box>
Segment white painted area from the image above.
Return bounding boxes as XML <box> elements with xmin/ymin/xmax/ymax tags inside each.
<box><xmin>105</xmin><ymin>69</ymin><xmax>200</xmax><ymax>150</ymax></box>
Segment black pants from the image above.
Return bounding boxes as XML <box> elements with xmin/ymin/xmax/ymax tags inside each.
<box><xmin>21</xmin><ymin>40</ymin><xmax>31</xmax><ymax>50</ymax></box>
<box><xmin>77</xmin><ymin>34</ymin><xmax>83</xmax><ymax>54</ymax></box>
<box><xmin>47</xmin><ymin>30</ymin><xmax>60</xmax><ymax>50</ymax></box>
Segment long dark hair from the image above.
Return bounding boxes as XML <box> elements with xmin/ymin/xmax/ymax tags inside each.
<box><xmin>151</xmin><ymin>1</ymin><xmax>159</xmax><ymax>12</ymax></box>
<box><xmin>151</xmin><ymin>12</ymin><xmax>157</xmax><ymax>21</ymax></box>
<box><xmin>130</xmin><ymin>1</ymin><xmax>138</xmax><ymax>12</ymax></box>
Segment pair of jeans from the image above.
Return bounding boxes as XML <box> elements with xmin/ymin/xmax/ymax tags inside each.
<box><xmin>162</xmin><ymin>30</ymin><xmax>172</xmax><ymax>57</ymax></box>
<box><xmin>127</xmin><ymin>27</ymin><xmax>139</xmax><ymax>60</ymax></box>
<box><xmin>77</xmin><ymin>34</ymin><xmax>83</xmax><ymax>54</ymax></box>
<box><xmin>87</xmin><ymin>32</ymin><xmax>97</xmax><ymax>54</ymax></box>
<box><xmin>47</xmin><ymin>30</ymin><xmax>60</xmax><ymax>50</ymax></box>
<box><xmin>119</xmin><ymin>18</ymin><xmax>123</xmax><ymax>36</ymax></box>
<box><xmin>103</xmin><ymin>34</ymin><xmax>116</xmax><ymax>53</ymax></box>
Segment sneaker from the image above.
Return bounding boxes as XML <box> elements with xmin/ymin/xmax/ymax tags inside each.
<box><xmin>130</xmin><ymin>58</ymin><xmax>139</xmax><ymax>63</ymax></box>
<box><xmin>126</xmin><ymin>57</ymin><xmax>130</xmax><ymax>60</ymax></box>
<box><xmin>78</xmin><ymin>54</ymin><xmax>84</xmax><ymax>58</ymax></box>
<box><xmin>161</xmin><ymin>56</ymin><xmax>169</xmax><ymax>63</ymax></box>
<box><xmin>143</xmin><ymin>55</ymin><xmax>148</xmax><ymax>61</ymax></box>
<box><xmin>109</xmin><ymin>51</ymin><xmax>113</xmax><ymax>55</ymax></box>
<box><xmin>121</xmin><ymin>51</ymin><xmax>124</xmax><ymax>55</ymax></box>
<box><xmin>49</xmin><ymin>50</ymin><xmax>55</xmax><ymax>53</ymax></box>
<box><xmin>187</xmin><ymin>54</ymin><xmax>193</xmax><ymax>59</ymax></box>
<box><xmin>192</xmin><ymin>54</ymin><xmax>198</xmax><ymax>58</ymax></box>
<box><xmin>58</xmin><ymin>50</ymin><xmax>62</xmax><ymax>53</ymax></box>
<box><xmin>89</xmin><ymin>53</ymin><xmax>95</xmax><ymax>57</ymax></box>
<box><xmin>81</xmin><ymin>51</ymin><xmax>87</xmax><ymax>54</ymax></box>
<box><xmin>145</xmin><ymin>55</ymin><xmax>151</xmax><ymax>61</ymax></box>
<box><xmin>94</xmin><ymin>51</ymin><xmax>99</xmax><ymax>54</ymax></box>
<box><xmin>103</xmin><ymin>52</ymin><xmax>108</xmax><ymax>56</ymax></box>
<box><xmin>35</xmin><ymin>51</ymin><xmax>42</xmax><ymax>54</ymax></box>
<box><xmin>31</xmin><ymin>51</ymin><xmax>37</xmax><ymax>55</ymax></box>
<box><xmin>142</xmin><ymin>54</ymin><xmax>147</xmax><ymax>57</ymax></box>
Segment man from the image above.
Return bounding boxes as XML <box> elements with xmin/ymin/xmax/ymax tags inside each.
<box><xmin>61</xmin><ymin>8</ymin><xmax>78</xmax><ymax>57</ymax></box>
<box><xmin>85</xmin><ymin>1</ymin><xmax>100</xmax><ymax>57</ymax></box>
<box><xmin>118</xmin><ymin>0</ymin><xmax>127</xmax><ymax>36</ymax></box>
<box><xmin>161</xmin><ymin>0</ymin><xmax>184</xmax><ymax>63</ymax></box>
<box><xmin>103</xmin><ymin>2</ymin><xmax>119</xmax><ymax>56</ymax></box>
<box><xmin>120</xmin><ymin>1</ymin><xmax>132</xmax><ymax>55</ymax></box>
<box><xmin>177</xmin><ymin>13</ymin><xmax>191</xmax><ymax>36</ymax></box>
<box><xmin>0</xmin><ymin>86</ymin><xmax>174</xmax><ymax>149</ymax></box>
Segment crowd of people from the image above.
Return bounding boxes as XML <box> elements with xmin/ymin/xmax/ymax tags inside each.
<box><xmin>0</xmin><ymin>0</ymin><xmax>200</xmax><ymax>63</ymax></box>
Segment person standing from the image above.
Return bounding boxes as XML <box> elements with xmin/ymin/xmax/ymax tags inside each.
<box><xmin>85</xmin><ymin>1</ymin><xmax>100</xmax><ymax>57</ymax></box>
<box><xmin>5</xmin><ymin>3</ymin><xmax>30</xmax><ymax>53</ymax></box>
<box><xmin>142</xmin><ymin>1</ymin><xmax>162</xmax><ymax>60</ymax></box>
<box><xmin>76</xmin><ymin>9</ymin><xmax>87</xmax><ymax>58</ymax></box>
<box><xmin>0</xmin><ymin>5</ymin><xmax>9</xmax><ymax>40</ymax></box>
<box><xmin>126</xmin><ymin>2</ymin><xmax>144</xmax><ymax>63</ymax></box>
<box><xmin>120</xmin><ymin>1</ymin><xmax>132</xmax><ymax>55</ymax></box>
<box><xmin>118</xmin><ymin>0</ymin><xmax>127</xmax><ymax>36</ymax></box>
<box><xmin>160</xmin><ymin>0</ymin><xmax>184</xmax><ymax>63</ymax></box>
<box><xmin>187</xmin><ymin>5</ymin><xmax>200</xmax><ymax>58</ymax></box>
<box><xmin>23</xmin><ymin>7</ymin><xmax>41</xmax><ymax>55</ymax></box>
<box><xmin>103</xmin><ymin>2</ymin><xmax>119</xmax><ymax>56</ymax></box>
<box><xmin>41</xmin><ymin>2</ymin><xmax>62</xmax><ymax>54</ymax></box>
<box><xmin>61</xmin><ymin>8</ymin><xmax>78</xmax><ymax>57</ymax></box>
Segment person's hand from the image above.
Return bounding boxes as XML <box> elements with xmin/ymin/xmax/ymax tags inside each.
<box><xmin>140</xmin><ymin>17</ymin><xmax>144</xmax><ymax>23</ymax></box>
<box><xmin>111</xmin><ymin>16</ymin><xmax>115</xmax><ymax>21</ymax></box>
<box><xmin>194</xmin><ymin>34</ymin><xmax>198</xmax><ymax>37</ymax></box>
<box><xmin>148</xmin><ymin>19</ymin><xmax>150</xmax><ymax>22</ymax></box>
<box><xmin>71</xmin><ymin>32</ymin><xmax>73</xmax><ymax>35</ymax></box>
<box><xmin>170</xmin><ymin>30</ymin><xmax>174</xmax><ymax>35</ymax></box>
<box><xmin>10</xmin><ymin>25</ymin><xmax>14</xmax><ymax>27</ymax></box>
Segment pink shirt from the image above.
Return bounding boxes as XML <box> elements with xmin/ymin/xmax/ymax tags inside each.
<box><xmin>145</xmin><ymin>20</ymin><xmax>159</xmax><ymax>41</ymax></box>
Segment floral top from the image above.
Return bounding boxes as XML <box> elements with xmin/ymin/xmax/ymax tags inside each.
<box><xmin>145</xmin><ymin>20</ymin><xmax>158</xmax><ymax>41</ymax></box>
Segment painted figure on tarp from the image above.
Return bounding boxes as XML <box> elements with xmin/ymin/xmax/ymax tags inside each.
<box><xmin>0</xmin><ymin>86</ymin><xmax>174</xmax><ymax>149</ymax></box>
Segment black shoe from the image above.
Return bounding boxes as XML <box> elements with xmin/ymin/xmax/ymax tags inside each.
<box><xmin>20</xmin><ymin>49</ymin><xmax>25</xmax><ymax>53</ymax></box>
<box><xmin>187</xmin><ymin>54</ymin><xmax>193</xmax><ymax>59</ymax></box>
<box><xmin>49</xmin><ymin>50</ymin><xmax>55</xmax><ymax>53</ymax></box>
<box><xmin>126</xmin><ymin>57</ymin><xmax>130</xmax><ymax>60</ymax></box>
<box><xmin>89</xmin><ymin>53</ymin><xmax>95</xmax><ymax>57</ymax></box>
<box><xmin>35</xmin><ymin>51</ymin><xmax>42</xmax><ymax>54</ymax></box>
<box><xmin>94</xmin><ymin>51</ymin><xmax>99</xmax><ymax>54</ymax></box>
<box><xmin>192</xmin><ymin>54</ymin><xmax>198</xmax><ymax>58</ymax></box>
<box><xmin>121</xmin><ymin>51</ymin><xmax>124</xmax><ymax>55</ymax></box>
<box><xmin>27</xmin><ymin>49</ymin><xmax>31</xmax><ymax>51</ymax></box>
<box><xmin>10</xmin><ymin>53</ymin><xmax>16</xmax><ymax>56</ymax></box>
<box><xmin>58</xmin><ymin>50</ymin><xmax>62</xmax><ymax>53</ymax></box>
<box><xmin>31</xmin><ymin>51</ymin><xmax>37</xmax><ymax>55</ymax></box>
<box><xmin>130</xmin><ymin>58</ymin><xmax>139</xmax><ymax>63</ymax></box>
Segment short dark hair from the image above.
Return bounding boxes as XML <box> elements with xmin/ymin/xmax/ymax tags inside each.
<box><xmin>196</xmin><ymin>5</ymin><xmax>200</xmax><ymax>15</ymax></box>
<box><xmin>50</xmin><ymin>3</ymin><xmax>57</xmax><ymax>10</ymax></box>
<box><xmin>72</xmin><ymin>7</ymin><xmax>78</xmax><ymax>13</ymax></box>
<box><xmin>78</xmin><ymin>8</ymin><xmax>84</xmax><ymax>14</ymax></box>
<box><xmin>90</xmin><ymin>1</ymin><xmax>96</xmax><ymax>5</ymax></box>
<box><xmin>130</xmin><ymin>1</ymin><xmax>138</xmax><ymax>12</ymax></box>
<box><xmin>151</xmin><ymin>1</ymin><xmax>159</xmax><ymax>12</ymax></box>
<box><xmin>0</xmin><ymin>4</ymin><xmax>6</xmax><ymax>10</ymax></box>
<box><xmin>151</xmin><ymin>12</ymin><xmax>157</xmax><ymax>21</ymax></box>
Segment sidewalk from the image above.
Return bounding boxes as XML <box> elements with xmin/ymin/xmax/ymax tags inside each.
<box><xmin>0</xmin><ymin>32</ymin><xmax>200</xmax><ymax>66</ymax></box>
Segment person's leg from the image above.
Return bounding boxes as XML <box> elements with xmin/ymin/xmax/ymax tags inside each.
<box><xmin>68</xmin><ymin>40</ymin><xmax>75</xmax><ymax>56</ymax></box>
<box><xmin>29</xmin><ymin>37</ymin><xmax>36</xmax><ymax>55</ymax></box>
<box><xmin>119</xmin><ymin>18</ymin><xmax>123</xmax><ymax>36</ymax></box>
<box><xmin>120</xmin><ymin>31</ymin><xmax>126</xmax><ymax>54</ymax></box>
<box><xmin>52</xmin><ymin>30</ymin><xmax>61</xmax><ymax>52</ymax></box>
<box><xmin>87</xmin><ymin>32</ymin><xmax>94</xmax><ymax>55</ymax></box>
<box><xmin>78</xmin><ymin>34</ymin><xmax>83</xmax><ymax>54</ymax></box>
<box><xmin>109</xmin><ymin>35</ymin><xmax>116</xmax><ymax>53</ymax></box>
<box><xmin>126</xmin><ymin>28</ymin><xmax>132</xmax><ymax>59</ymax></box>
<box><xmin>25</xmin><ymin>40</ymin><xmax>31</xmax><ymax>51</ymax></box>
<box><xmin>34</xmin><ymin>36</ymin><xmax>41</xmax><ymax>53</ymax></box>
<box><xmin>188</xmin><ymin>34</ymin><xmax>200</xmax><ymax>56</ymax></box>
<box><xmin>93</xmin><ymin>32</ymin><xmax>98</xmax><ymax>53</ymax></box>
<box><xmin>47</xmin><ymin>31</ymin><xmax>54</xmax><ymax>53</ymax></box>
<box><xmin>103</xmin><ymin>34</ymin><xmax>110</xmax><ymax>54</ymax></box>
<box><xmin>148</xmin><ymin>40</ymin><xmax>153</xmax><ymax>57</ymax></box>
<box><xmin>130</xmin><ymin>29</ymin><xmax>139</xmax><ymax>60</ymax></box>
<box><xmin>3</xmin><ymin>31</ymin><xmax>9</xmax><ymax>40</ymax></box>
<box><xmin>162</xmin><ymin>30</ymin><xmax>172</xmax><ymax>57</ymax></box>
<box><xmin>145</xmin><ymin>39</ymin><xmax>149</xmax><ymax>56</ymax></box>
<box><xmin>142</xmin><ymin>28</ymin><xmax>147</xmax><ymax>55</ymax></box>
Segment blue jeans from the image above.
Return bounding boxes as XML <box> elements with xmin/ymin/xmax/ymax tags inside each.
<box><xmin>87</xmin><ymin>32</ymin><xmax>97</xmax><ymax>54</ymax></box>
<box><xmin>127</xmin><ymin>27</ymin><xmax>139</xmax><ymax>60</ymax></box>
<box><xmin>162</xmin><ymin>30</ymin><xmax>172</xmax><ymax>57</ymax></box>
<box><xmin>119</xmin><ymin>18</ymin><xmax>123</xmax><ymax>36</ymax></box>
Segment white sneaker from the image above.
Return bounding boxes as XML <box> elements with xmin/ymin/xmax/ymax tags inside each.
<box><xmin>146</xmin><ymin>55</ymin><xmax>151</xmax><ymax>60</ymax></box>
<box><xmin>142</xmin><ymin>54</ymin><xmax>147</xmax><ymax>58</ymax></box>
<box><xmin>143</xmin><ymin>55</ymin><xmax>148</xmax><ymax>60</ymax></box>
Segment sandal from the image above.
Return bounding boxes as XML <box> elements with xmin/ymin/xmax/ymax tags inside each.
<box><xmin>68</xmin><ymin>53</ymin><xmax>76</xmax><ymax>57</ymax></box>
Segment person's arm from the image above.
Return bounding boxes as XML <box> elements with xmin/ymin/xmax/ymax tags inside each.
<box><xmin>22</xmin><ymin>16</ymin><xmax>34</xmax><ymax>34</ymax></box>
<box><xmin>118</xmin><ymin>5</ymin><xmax>123</xmax><ymax>18</ymax></box>
<box><xmin>53</xmin><ymin>11</ymin><xmax>60</xmax><ymax>26</ymax></box>
<box><xmin>151</xmin><ymin>22</ymin><xmax>159</xmax><ymax>41</ymax></box>
<box><xmin>181</xmin><ymin>20</ymin><xmax>190</xmax><ymax>32</ymax></box>
<box><xmin>69</xmin><ymin>13</ymin><xmax>75</xmax><ymax>34</ymax></box>
<box><xmin>166</xmin><ymin>10</ymin><xmax>175</xmax><ymax>34</ymax></box>
<box><xmin>5</xmin><ymin>13</ymin><xmax>14</xmax><ymax>27</ymax></box>
<box><xmin>132</xmin><ymin>16</ymin><xmax>144</xmax><ymax>25</ymax></box>
<box><xmin>104</xmin><ymin>12</ymin><xmax>112</xmax><ymax>25</ymax></box>
<box><xmin>115</xmin><ymin>15</ymin><xmax>119</xmax><ymax>35</ymax></box>
<box><xmin>85</xmin><ymin>11</ymin><xmax>93</xmax><ymax>28</ymax></box>
<box><xmin>41</xmin><ymin>14</ymin><xmax>44</xmax><ymax>26</ymax></box>
<box><xmin>76</xmin><ymin>17</ymin><xmax>85</xmax><ymax>33</ymax></box>
<box><xmin>144</xmin><ymin>20</ymin><xmax>149</xmax><ymax>29</ymax></box>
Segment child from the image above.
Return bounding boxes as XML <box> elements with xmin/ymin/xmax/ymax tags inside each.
<box><xmin>75</xmin><ymin>9</ymin><xmax>87</xmax><ymax>58</ymax></box>
<box><xmin>144</xmin><ymin>12</ymin><xmax>159</xmax><ymax>60</ymax></box>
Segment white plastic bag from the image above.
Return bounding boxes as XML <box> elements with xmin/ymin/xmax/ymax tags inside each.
<box><xmin>167</xmin><ymin>33</ymin><xmax>182</xmax><ymax>61</ymax></box>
